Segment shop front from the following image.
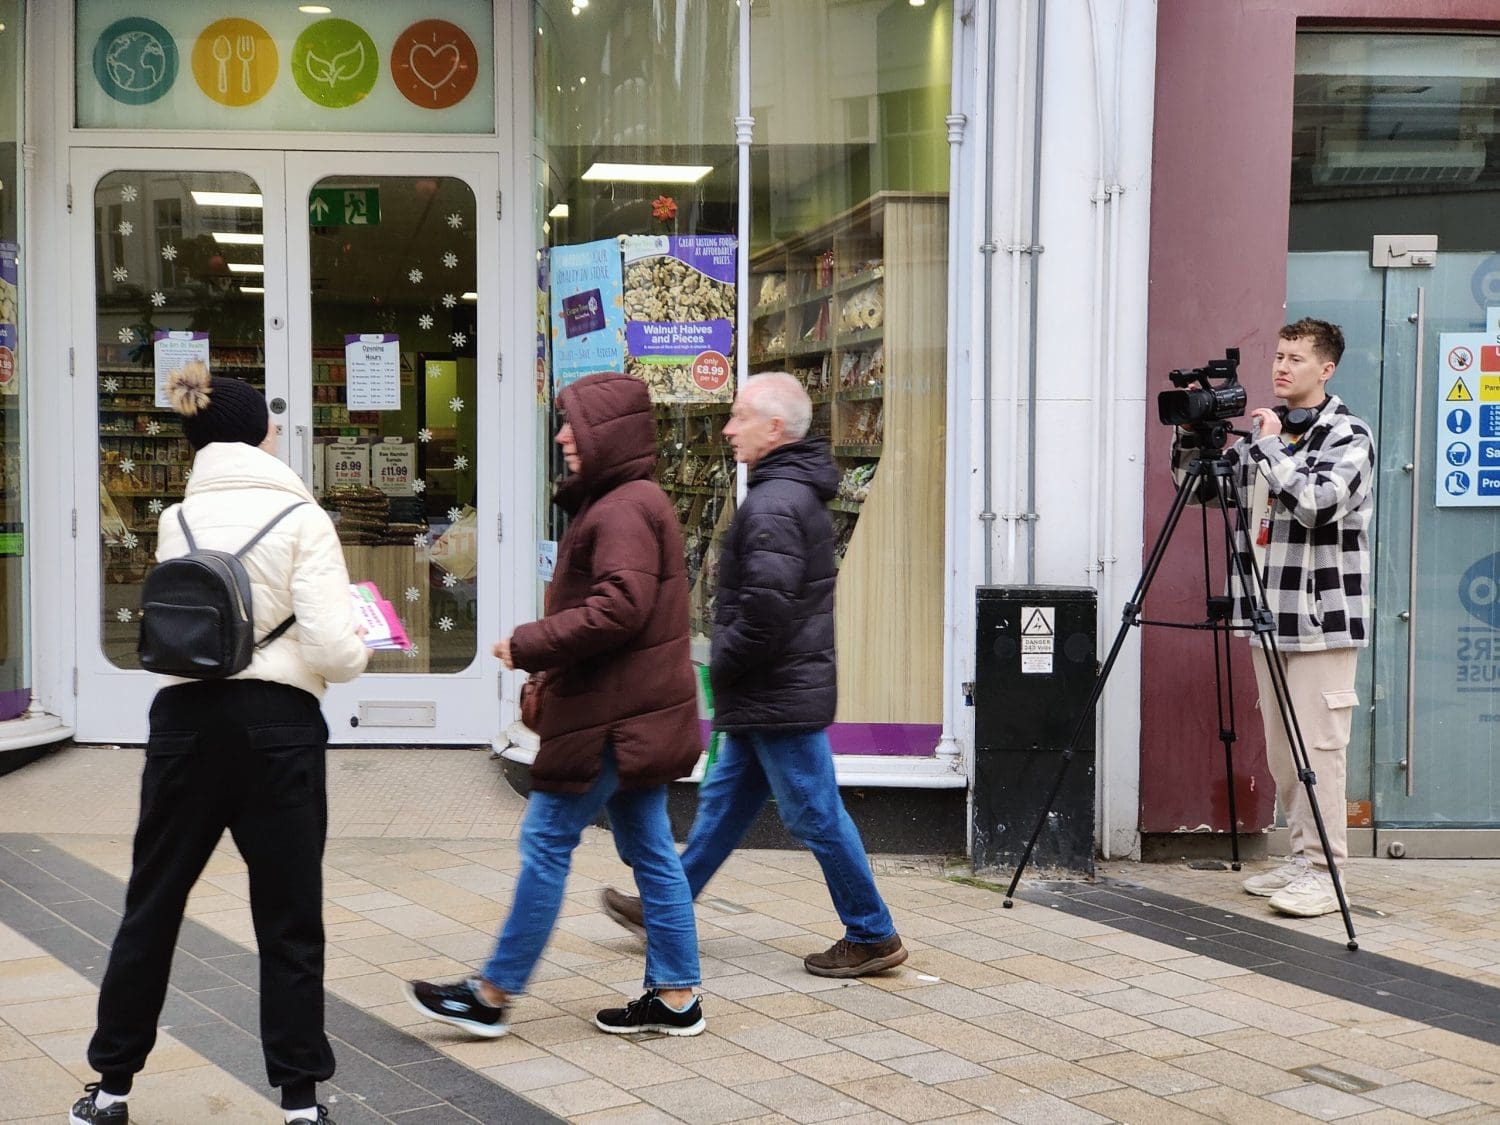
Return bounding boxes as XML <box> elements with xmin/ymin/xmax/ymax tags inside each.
<box><xmin>19</xmin><ymin>0</ymin><xmax>973</xmax><ymax>801</ymax></box>
<box><xmin>1146</xmin><ymin>1</ymin><xmax>1500</xmax><ymax>857</ymax></box>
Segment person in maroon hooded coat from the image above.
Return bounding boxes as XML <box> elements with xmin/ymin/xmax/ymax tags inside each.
<box><xmin>405</xmin><ymin>371</ymin><xmax>706</xmax><ymax>1038</ymax></box>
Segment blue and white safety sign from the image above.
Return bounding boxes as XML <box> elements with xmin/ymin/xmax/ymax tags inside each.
<box><xmin>1437</xmin><ymin>308</ymin><xmax>1500</xmax><ymax>507</ymax></box>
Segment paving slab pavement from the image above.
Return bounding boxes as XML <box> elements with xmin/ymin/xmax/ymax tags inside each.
<box><xmin>2</xmin><ymin>744</ymin><xmax>1499</xmax><ymax>1124</ymax></box>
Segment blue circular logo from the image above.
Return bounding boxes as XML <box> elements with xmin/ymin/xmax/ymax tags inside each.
<box><xmin>93</xmin><ymin>18</ymin><xmax>179</xmax><ymax>106</ymax></box>
<box><xmin>1447</xmin><ymin>442</ymin><xmax>1473</xmax><ymax>467</ymax></box>
<box><xmin>1460</xmin><ymin>552</ymin><xmax>1500</xmax><ymax>627</ymax></box>
<box><xmin>1446</xmin><ymin>470</ymin><xmax>1472</xmax><ymax>496</ymax></box>
<box><xmin>1448</xmin><ymin>409</ymin><xmax>1473</xmax><ymax>435</ymax></box>
<box><xmin>1472</xmin><ymin>254</ymin><xmax>1500</xmax><ymax>311</ymax></box>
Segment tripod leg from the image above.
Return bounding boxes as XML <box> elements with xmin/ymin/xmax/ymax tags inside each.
<box><xmin>1254</xmin><ymin>636</ymin><xmax>1360</xmax><ymax>949</ymax></box>
<box><xmin>1212</xmin><ymin>614</ymin><xmax>1243</xmax><ymax>870</ymax></box>
<box><xmin>1002</xmin><ymin>463</ymin><xmax>1206</xmax><ymax>906</ymax></box>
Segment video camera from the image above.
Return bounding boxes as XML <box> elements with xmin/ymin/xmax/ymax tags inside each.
<box><xmin>1156</xmin><ymin>348</ymin><xmax>1246</xmax><ymax>430</ymax></box>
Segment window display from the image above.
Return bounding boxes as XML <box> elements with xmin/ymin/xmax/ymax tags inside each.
<box><xmin>0</xmin><ymin>1</ymin><xmax>25</xmax><ymax>719</ymax></box>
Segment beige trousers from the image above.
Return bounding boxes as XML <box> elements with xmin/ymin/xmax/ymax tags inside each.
<box><xmin>1249</xmin><ymin>645</ymin><xmax>1359</xmax><ymax>868</ymax></box>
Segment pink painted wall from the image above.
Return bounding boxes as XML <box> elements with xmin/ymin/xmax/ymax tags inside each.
<box><xmin>1141</xmin><ymin>0</ymin><xmax>1500</xmax><ymax>836</ymax></box>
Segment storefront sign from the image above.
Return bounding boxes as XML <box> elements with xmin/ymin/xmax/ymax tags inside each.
<box><xmin>1437</xmin><ymin>308</ymin><xmax>1500</xmax><ymax>507</ymax></box>
<box><xmin>621</xmin><ymin>235</ymin><xmax>737</xmax><ymax>404</ymax></box>
<box><xmin>373</xmin><ymin>439</ymin><xmax>415</xmax><ymax>496</ymax></box>
<box><xmin>152</xmin><ymin>331</ymin><xmax>209</xmax><ymax>408</ymax></box>
<box><xmin>326</xmin><ymin>439</ymin><xmax>371</xmax><ymax>489</ymax></box>
<box><xmin>345</xmin><ymin>334</ymin><xmax>401</xmax><ymax>411</ymax></box>
<box><xmin>0</xmin><ymin>243</ymin><xmax>17</xmax><ymax>397</ymax></box>
<box><xmin>77</xmin><ymin>1</ymin><xmax>494</xmax><ymax>133</ymax></box>
<box><xmin>310</xmin><ymin>187</ymin><xmax>380</xmax><ymax>226</ymax></box>
<box><xmin>549</xmin><ymin>240</ymin><xmax>626</xmax><ymax>391</ymax></box>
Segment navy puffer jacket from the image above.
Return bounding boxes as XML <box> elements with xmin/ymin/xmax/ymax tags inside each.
<box><xmin>710</xmin><ymin>437</ymin><xmax>839</xmax><ymax>731</ymax></box>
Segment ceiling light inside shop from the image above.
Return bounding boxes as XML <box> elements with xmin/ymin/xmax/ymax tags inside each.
<box><xmin>191</xmin><ymin>191</ymin><xmax>263</xmax><ymax>209</ymax></box>
<box><xmin>298</xmin><ymin>5</ymin><xmax>333</xmax><ymax>13</ymax></box>
<box><xmin>461</xmin><ymin>292</ymin><xmax>478</xmax><ymax>301</ymax></box>
<box><xmin>227</xmin><ymin>262</ymin><xmax>265</xmax><ymax>274</ymax></box>
<box><xmin>212</xmin><ymin>232</ymin><xmax>265</xmax><ymax>246</ymax></box>
<box><xmin>548</xmin><ymin>203</ymin><xmax>569</xmax><ymax>218</ymax></box>
<box><xmin>582</xmin><ymin>162</ymin><xmax>713</xmax><ymax>185</ymax></box>
<box><xmin>909</xmin><ymin>0</ymin><xmax>926</xmax><ymax>6</ymax></box>
<box><xmin>239</xmin><ymin>286</ymin><xmax>266</xmax><ymax>294</ymax></box>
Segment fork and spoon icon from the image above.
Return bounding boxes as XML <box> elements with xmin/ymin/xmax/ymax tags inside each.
<box><xmin>211</xmin><ymin>34</ymin><xmax>256</xmax><ymax>95</ymax></box>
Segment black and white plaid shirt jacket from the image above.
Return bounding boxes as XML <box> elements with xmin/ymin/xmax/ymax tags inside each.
<box><xmin>1172</xmin><ymin>394</ymin><xmax>1374</xmax><ymax>652</ymax></box>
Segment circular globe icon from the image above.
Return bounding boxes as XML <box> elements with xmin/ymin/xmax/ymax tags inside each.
<box><xmin>93</xmin><ymin>18</ymin><xmax>179</xmax><ymax>106</ymax></box>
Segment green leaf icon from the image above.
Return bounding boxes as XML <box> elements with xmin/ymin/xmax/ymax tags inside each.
<box><xmin>293</xmin><ymin>19</ymin><xmax>377</xmax><ymax>108</ymax></box>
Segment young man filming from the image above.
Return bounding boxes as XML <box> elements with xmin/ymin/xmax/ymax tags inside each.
<box><xmin>1175</xmin><ymin>319</ymin><xmax>1374</xmax><ymax>918</ymax></box>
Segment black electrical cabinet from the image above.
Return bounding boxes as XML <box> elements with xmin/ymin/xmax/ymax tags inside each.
<box><xmin>972</xmin><ymin>586</ymin><xmax>1098</xmax><ymax>874</ymax></box>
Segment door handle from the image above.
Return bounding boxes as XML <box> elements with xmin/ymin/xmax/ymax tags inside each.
<box><xmin>1406</xmin><ymin>287</ymin><xmax>1425</xmax><ymax>797</ymax></box>
<box><xmin>295</xmin><ymin>424</ymin><xmax>312</xmax><ymax>484</ymax></box>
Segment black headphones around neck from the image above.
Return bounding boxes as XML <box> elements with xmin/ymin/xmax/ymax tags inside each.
<box><xmin>1275</xmin><ymin>398</ymin><xmax>1328</xmax><ymax>437</ymax></box>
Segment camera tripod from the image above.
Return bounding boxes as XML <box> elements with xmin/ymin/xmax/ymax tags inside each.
<box><xmin>1001</xmin><ymin>422</ymin><xmax>1359</xmax><ymax>950</ymax></box>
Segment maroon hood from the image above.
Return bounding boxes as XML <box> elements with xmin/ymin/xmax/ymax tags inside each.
<box><xmin>554</xmin><ymin>372</ymin><xmax>657</xmax><ymax>511</ymax></box>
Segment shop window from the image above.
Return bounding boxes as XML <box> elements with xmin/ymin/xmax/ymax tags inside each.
<box><xmin>0</xmin><ymin>1</ymin><xmax>24</xmax><ymax>719</ymax></box>
<box><xmin>532</xmin><ymin>0</ymin><xmax>952</xmax><ymax>756</ymax></box>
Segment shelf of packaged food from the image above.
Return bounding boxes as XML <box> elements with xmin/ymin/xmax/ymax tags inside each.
<box><xmin>99</xmin><ymin>490</ymin><xmax>182</xmax><ymax>498</ymax></box>
<box><xmin>836</xmin><ymin>269</ymin><xmax>885</xmax><ymax>292</ymax></box>
<box><xmin>787</xmin><ymin>338</ymin><xmax>833</xmax><ymax>357</ymax></box>
<box><xmin>663</xmin><ymin>483</ymin><xmax>727</xmax><ymax>496</ymax></box>
<box><xmin>836</xmin><ymin>328</ymin><xmax>884</xmax><ymax>348</ymax></box>
<box><xmin>98</xmin><ymin>364</ymin><xmax>264</xmax><ymax>374</ymax></box>
<box><xmin>657</xmin><ymin>401</ymin><xmax>733</xmax><ymax>416</ymax></box>
<box><xmin>833</xmin><ymin>443</ymin><xmax>883</xmax><ymax>458</ymax></box>
<box><xmin>839</xmin><ymin>386</ymin><xmax>884</xmax><ymax>401</ymax></box>
<box><xmin>751</xmin><ymin>302</ymin><xmax>787</xmax><ymax>319</ymax></box>
<box><xmin>99</xmin><ymin>405</ymin><xmax>178</xmax><ymax>415</ymax></box>
<box><xmin>827</xmin><ymin>498</ymin><xmax>864</xmax><ymax>514</ymax></box>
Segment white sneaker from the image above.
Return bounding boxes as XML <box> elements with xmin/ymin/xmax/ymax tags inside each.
<box><xmin>1267</xmin><ymin>869</ymin><xmax>1339</xmax><ymax>917</ymax></box>
<box><xmin>1241</xmin><ymin>854</ymin><xmax>1311</xmax><ymax>897</ymax></box>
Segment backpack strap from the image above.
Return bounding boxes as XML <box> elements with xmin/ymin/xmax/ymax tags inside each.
<box><xmin>234</xmin><ymin>501</ymin><xmax>308</xmax><ymax>559</ymax></box>
<box><xmin>176</xmin><ymin>508</ymin><xmax>198</xmax><ymax>552</ymax></box>
<box><xmin>237</xmin><ymin>502</ymin><xmax>308</xmax><ymax>650</ymax></box>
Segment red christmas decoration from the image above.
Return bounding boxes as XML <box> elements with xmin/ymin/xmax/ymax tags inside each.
<box><xmin>651</xmin><ymin>195</ymin><xmax>678</xmax><ymax>223</ymax></box>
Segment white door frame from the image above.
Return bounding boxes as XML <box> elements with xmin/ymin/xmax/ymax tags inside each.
<box><xmin>70</xmin><ymin>149</ymin><xmax>514</xmax><ymax>744</ymax></box>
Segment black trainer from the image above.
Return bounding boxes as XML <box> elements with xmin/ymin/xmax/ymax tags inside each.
<box><xmin>404</xmin><ymin>978</ymin><xmax>510</xmax><ymax>1038</ymax></box>
<box><xmin>69</xmin><ymin>1084</ymin><xmax>128</xmax><ymax>1125</ymax></box>
<box><xmin>287</xmin><ymin>1108</ymin><xmax>334</xmax><ymax>1125</ymax></box>
<box><xmin>595</xmin><ymin>990</ymin><xmax>705</xmax><ymax>1036</ymax></box>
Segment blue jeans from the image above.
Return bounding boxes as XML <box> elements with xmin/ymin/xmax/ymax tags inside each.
<box><xmin>482</xmin><ymin>751</ymin><xmax>699</xmax><ymax>994</ymax></box>
<box><xmin>680</xmin><ymin>728</ymin><xmax>897</xmax><ymax>945</ymax></box>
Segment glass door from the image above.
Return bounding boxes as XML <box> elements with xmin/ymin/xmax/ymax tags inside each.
<box><xmin>73</xmin><ymin>149</ymin><xmax>289</xmax><ymax>742</ymax></box>
<box><xmin>73</xmin><ymin>150</ymin><xmax>504</xmax><ymax>744</ymax></box>
<box><xmin>285</xmin><ymin>152</ymin><xmax>502</xmax><ymax>743</ymax></box>
<box><xmin>1290</xmin><ymin>251</ymin><xmax>1500</xmax><ymax>855</ymax></box>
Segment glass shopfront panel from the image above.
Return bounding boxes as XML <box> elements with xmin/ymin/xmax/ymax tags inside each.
<box><xmin>0</xmin><ymin>1</ymin><xmax>26</xmax><ymax>719</ymax></box>
<box><xmin>531</xmin><ymin>0</ymin><xmax>951</xmax><ymax>756</ymax></box>
<box><xmin>92</xmin><ymin>170</ymin><xmax>268</xmax><ymax>668</ymax></box>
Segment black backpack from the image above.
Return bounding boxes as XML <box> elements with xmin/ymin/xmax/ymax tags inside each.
<box><xmin>137</xmin><ymin>502</ymin><xmax>306</xmax><ymax>679</ymax></box>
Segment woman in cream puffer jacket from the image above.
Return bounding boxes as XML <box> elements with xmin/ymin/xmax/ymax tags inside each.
<box><xmin>74</xmin><ymin>366</ymin><xmax>366</xmax><ymax>1125</ymax></box>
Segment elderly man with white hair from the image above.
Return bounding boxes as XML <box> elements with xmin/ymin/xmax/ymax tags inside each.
<box><xmin>603</xmin><ymin>371</ymin><xmax>907</xmax><ymax>978</ymax></box>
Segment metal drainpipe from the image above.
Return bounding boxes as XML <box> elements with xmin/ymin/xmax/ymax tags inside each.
<box><xmin>979</xmin><ymin>0</ymin><xmax>1001</xmax><ymax>583</ymax></box>
<box><xmin>734</xmin><ymin>0</ymin><xmax>752</xmax><ymax>506</ymax></box>
<box><xmin>1023</xmin><ymin>0</ymin><xmax>1048</xmax><ymax>583</ymax></box>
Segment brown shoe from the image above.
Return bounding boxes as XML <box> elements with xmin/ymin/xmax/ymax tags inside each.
<box><xmin>601</xmin><ymin>887</ymin><xmax>646</xmax><ymax>939</ymax></box>
<box><xmin>803</xmin><ymin>935</ymin><xmax>907</xmax><ymax>978</ymax></box>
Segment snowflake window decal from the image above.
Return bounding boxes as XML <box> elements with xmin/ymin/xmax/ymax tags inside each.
<box><xmin>437</xmin><ymin>617</ymin><xmax>455</xmax><ymax>632</ymax></box>
<box><xmin>448</xmin><ymin>397</ymin><xmax>465</xmax><ymax>414</ymax></box>
<box><xmin>408</xmin><ymin>268</ymin><xmax>424</xmax><ymax>285</ymax></box>
<box><xmin>120</xmin><ymin>458</ymin><xmax>136</xmax><ymax>475</ymax></box>
<box><xmin>115</xmin><ymin>607</ymin><xmax>133</xmax><ymax>623</ymax></box>
<box><xmin>418</xmin><ymin>314</ymin><xmax>434</xmax><ymax>330</ymax></box>
<box><xmin>447</xmin><ymin>213</ymin><xmax>463</xmax><ymax>229</ymax></box>
<box><xmin>161</xmin><ymin>245</ymin><xmax>178</xmax><ymax>261</ymax></box>
<box><xmin>442</xmin><ymin>572</ymin><xmax>457</xmax><ymax>589</ymax></box>
<box><xmin>118</xmin><ymin>328</ymin><xmax>135</xmax><ymax>344</ymax></box>
<box><xmin>450</xmin><ymin>332</ymin><xmax>467</xmax><ymax>349</ymax></box>
<box><xmin>147</xmin><ymin>499</ymin><xmax>164</xmax><ymax>515</ymax></box>
<box><xmin>103</xmin><ymin>377</ymin><xmax>119</xmax><ymax>393</ymax></box>
<box><xmin>112</xmin><ymin>267</ymin><xmax>129</xmax><ymax>282</ymax></box>
<box><xmin>145</xmin><ymin>420</ymin><xmax>160</xmax><ymax>435</ymax></box>
<box><xmin>412</xmin><ymin>532</ymin><xmax>428</xmax><ymax>548</ymax></box>
<box><xmin>406</xmin><ymin>644</ymin><xmax>420</xmax><ymax>659</ymax></box>
<box><xmin>122</xmin><ymin>532</ymin><xmax>139</xmax><ymax>549</ymax></box>
<box><xmin>150</xmin><ymin>292</ymin><xmax>166</xmax><ymax>308</ymax></box>
<box><xmin>117</xmin><ymin>220</ymin><xmax>134</xmax><ymax>237</ymax></box>
<box><xmin>447</xmin><ymin>506</ymin><xmax>462</xmax><ymax>523</ymax></box>
<box><xmin>417</xmin><ymin>428</ymin><xmax>432</xmax><ymax>443</ymax></box>
<box><xmin>453</xmin><ymin>454</ymin><xmax>469</xmax><ymax>470</ymax></box>
<box><xmin>412</xmin><ymin>479</ymin><xmax>427</xmax><ymax>494</ymax></box>
<box><xmin>442</xmin><ymin>251</ymin><xmax>459</xmax><ymax>269</ymax></box>
<box><xmin>441</xmin><ymin>293</ymin><xmax>457</xmax><ymax>309</ymax></box>
<box><xmin>121</xmin><ymin>185</ymin><xmax>139</xmax><ymax>203</ymax></box>
<box><xmin>404</xmin><ymin>586</ymin><xmax>420</xmax><ymax>603</ymax></box>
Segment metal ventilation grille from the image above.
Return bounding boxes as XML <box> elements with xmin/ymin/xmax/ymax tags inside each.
<box><xmin>1310</xmin><ymin>140</ymin><xmax>1487</xmax><ymax>186</ymax></box>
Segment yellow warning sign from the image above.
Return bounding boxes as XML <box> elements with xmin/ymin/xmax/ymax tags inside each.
<box><xmin>1448</xmin><ymin>378</ymin><xmax>1474</xmax><ymax>402</ymax></box>
<box><xmin>1482</xmin><ymin>375</ymin><xmax>1500</xmax><ymax>402</ymax></box>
